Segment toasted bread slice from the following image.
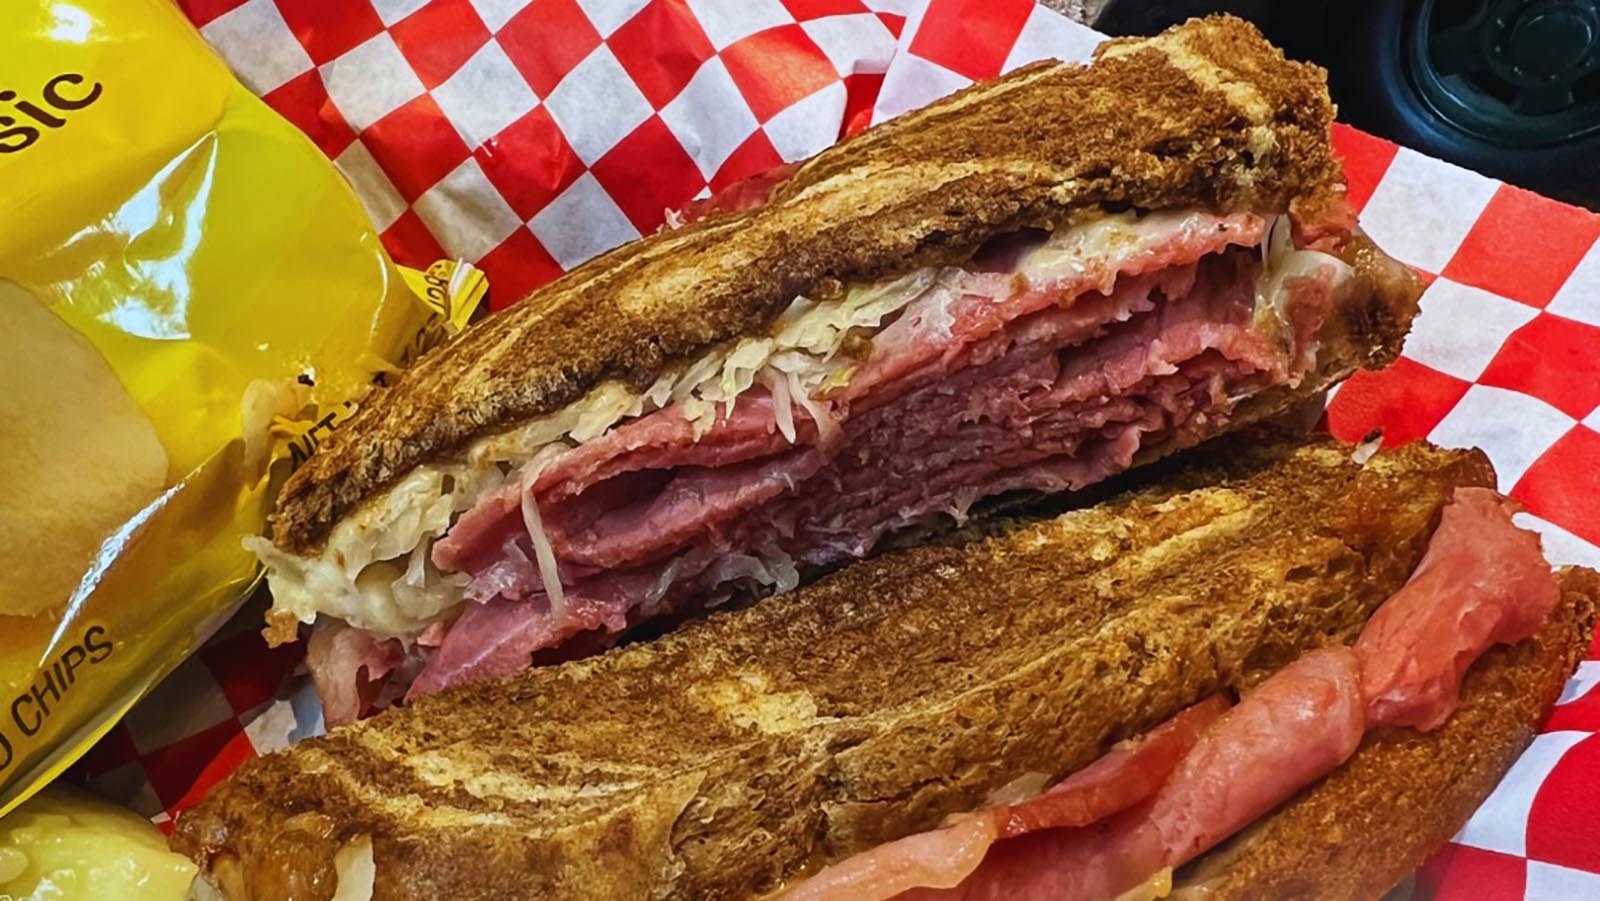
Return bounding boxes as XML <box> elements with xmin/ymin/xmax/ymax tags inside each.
<box><xmin>174</xmin><ymin>436</ymin><xmax>1494</xmax><ymax>900</ymax></box>
<box><xmin>274</xmin><ymin>14</ymin><xmax>1360</xmax><ymax>554</ymax></box>
<box><xmin>1171</xmin><ymin>567</ymin><xmax>1600</xmax><ymax>900</ymax></box>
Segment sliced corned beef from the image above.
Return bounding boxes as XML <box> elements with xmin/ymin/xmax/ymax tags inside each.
<box><xmin>302</xmin><ymin>209</ymin><xmax>1355</xmax><ymax>708</ymax></box>
<box><xmin>389</xmin><ymin>209</ymin><xmax>1352</xmax><ymax>697</ymax></box>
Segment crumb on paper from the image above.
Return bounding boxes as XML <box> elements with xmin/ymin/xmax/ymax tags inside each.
<box><xmin>1352</xmin><ymin>429</ymin><xmax>1384</xmax><ymax>465</ymax></box>
<box><xmin>1036</xmin><ymin>0</ymin><xmax>1110</xmax><ymax>23</ymax></box>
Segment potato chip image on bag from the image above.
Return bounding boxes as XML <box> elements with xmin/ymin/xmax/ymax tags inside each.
<box><xmin>0</xmin><ymin>282</ymin><xmax>168</xmax><ymax>621</ymax></box>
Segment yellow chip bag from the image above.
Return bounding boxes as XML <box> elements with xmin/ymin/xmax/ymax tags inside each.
<box><xmin>0</xmin><ymin>0</ymin><xmax>485</xmax><ymax>813</ymax></box>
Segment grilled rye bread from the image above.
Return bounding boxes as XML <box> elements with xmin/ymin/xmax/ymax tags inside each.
<box><xmin>1171</xmin><ymin>567</ymin><xmax>1599</xmax><ymax>900</ymax></box>
<box><xmin>175</xmin><ymin>435</ymin><xmax>1506</xmax><ymax>900</ymax></box>
<box><xmin>273</xmin><ymin>14</ymin><xmax>1383</xmax><ymax>555</ymax></box>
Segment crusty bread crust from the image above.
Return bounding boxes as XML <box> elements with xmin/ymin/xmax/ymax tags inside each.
<box><xmin>173</xmin><ymin>436</ymin><xmax>1492</xmax><ymax>900</ymax></box>
<box><xmin>273</xmin><ymin>14</ymin><xmax>1350</xmax><ymax>553</ymax></box>
<box><xmin>1172</xmin><ymin>567</ymin><xmax>1600</xmax><ymax>901</ymax></box>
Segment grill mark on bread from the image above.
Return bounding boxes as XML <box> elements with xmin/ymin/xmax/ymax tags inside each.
<box><xmin>175</xmin><ymin>436</ymin><xmax>1498</xmax><ymax>900</ymax></box>
<box><xmin>272</xmin><ymin>15</ymin><xmax>1349</xmax><ymax>553</ymax></box>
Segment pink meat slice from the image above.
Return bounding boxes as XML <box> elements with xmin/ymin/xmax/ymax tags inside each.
<box><xmin>845</xmin><ymin>212</ymin><xmax>1264</xmax><ymax>404</ymax></box>
<box><xmin>1138</xmin><ymin>649</ymin><xmax>1366</xmax><ymax>867</ymax></box>
<box><xmin>306</xmin><ymin>620</ymin><xmax>405</xmax><ymax>727</ymax></box>
<box><xmin>1355</xmin><ymin>487</ymin><xmax>1560</xmax><ymax>731</ymax></box>
<box><xmin>781</xmin><ymin>818</ymin><xmax>1002</xmax><ymax>901</ymax></box>
<box><xmin>552</xmin><ymin>449</ymin><xmax>826</xmax><ymax>569</ymax></box>
<box><xmin>994</xmin><ymin>696</ymin><xmax>1231</xmax><ymax>838</ymax></box>
<box><xmin>411</xmin><ymin>541</ymin><xmax>752</xmax><ymax>697</ymax></box>
<box><xmin>407</xmin><ymin>593</ymin><xmax>614</xmax><ymax>698</ymax></box>
<box><xmin>897</xmin><ymin>648</ymin><xmax>1366</xmax><ymax>901</ymax></box>
<box><xmin>538</xmin><ymin>391</ymin><xmax>819</xmax><ymax>505</ymax></box>
<box><xmin>432</xmin><ymin>392</ymin><xmax>812</xmax><ymax>573</ymax></box>
<box><xmin>775</xmin><ymin>697</ymin><xmax>1229</xmax><ymax>901</ymax></box>
<box><xmin>773</xmin><ymin>254</ymin><xmax>1282</xmax><ymax>562</ymax></box>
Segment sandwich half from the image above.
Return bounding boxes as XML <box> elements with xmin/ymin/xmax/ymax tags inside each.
<box><xmin>173</xmin><ymin>433</ymin><xmax>1599</xmax><ymax>899</ymax></box>
<box><xmin>249</xmin><ymin>15</ymin><xmax>1425</xmax><ymax>717</ymax></box>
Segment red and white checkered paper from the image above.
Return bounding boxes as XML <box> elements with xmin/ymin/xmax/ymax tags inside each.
<box><xmin>82</xmin><ymin>0</ymin><xmax>1600</xmax><ymax>895</ymax></box>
